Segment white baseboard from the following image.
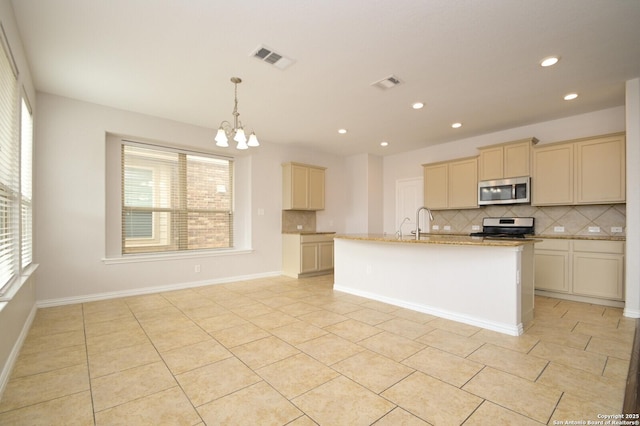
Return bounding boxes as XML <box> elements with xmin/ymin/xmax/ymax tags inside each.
<box><xmin>534</xmin><ymin>290</ymin><xmax>625</xmax><ymax>309</ymax></box>
<box><xmin>37</xmin><ymin>271</ymin><xmax>282</xmax><ymax>308</ymax></box>
<box><xmin>0</xmin><ymin>304</ymin><xmax>37</xmax><ymax>400</ymax></box>
<box><xmin>334</xmin><ymin>285</ymin><xmax>523</xmax><ymax>336</ymax></box>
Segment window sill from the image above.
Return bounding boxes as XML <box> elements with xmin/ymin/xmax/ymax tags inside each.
<box><xmin>102</xmin><ymin>248</ymin><xmax>254</xmax><ymax>265</ymax></box>
<box><xmin>0</xmin><ymin>263</ymin><xmax>39</xmax><ymax>305</ymax></box>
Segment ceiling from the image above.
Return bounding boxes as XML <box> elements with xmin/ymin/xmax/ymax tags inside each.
<box><xmin>10</xmin><ymin>0</ymin><xmax>640</xmax><ymax>156</ymax></box>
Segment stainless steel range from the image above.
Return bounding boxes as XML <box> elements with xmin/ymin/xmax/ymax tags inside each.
<box><xmin>469</xmin><ymin>217</ymin><xmax>535</xmax><ymax>239</ymax></box>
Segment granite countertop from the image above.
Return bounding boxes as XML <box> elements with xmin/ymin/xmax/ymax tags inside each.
<box><xmin>420</xmin><ymin>232</ymin><xmax>625</xmax><ymax>242</ymax></box>
<box><xmin>282</xmin><ymin>231</ymin><xmax>336</xmax><ymax>235</ymax></box>
<box><xmin>533</xmin><ymin>234</ymin><xmax>625</xmax><ymax>241</ymax></box>
<box><xmin>334</xmin><ymin>233</ymin><xmax>538</xmax><ymax>247</ymax></box>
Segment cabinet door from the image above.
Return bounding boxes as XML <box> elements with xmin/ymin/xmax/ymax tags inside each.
<box><xmin>478</xmin><ymin>146</ymin><xmax>503</xmax><ymax>181</ymax></box>
<box><xmin>318</xmin><ymin>241</ymin><xmax>334</xmax><ymax>271</ymax></box>
<box><xmin>532</xmin><ymin>143</ymin><xmax>573</xmax><ymax>205</ymax></box>
<box><xmin>308</xmin><ymin>167</ymin><xmax>325</xmax><ymax>210</ymax></box>
<box><xmin>300</xmin><ymin>243</ymin><xmax>319</xmax><ymax>273</ymax></box>
<box><xmin>423</xmin><ymin>163</ymin><xmax>448</xmax><ymax>209</ymax></box>
<box><xmin>290</xmin><ymin>165</ymin><xmax>309</xmax><ymax>209</ymax></box>
<box><xmin>504</xmin><ymin>141</ymin><xmax>530</xmax><ymax>178</ymax></box>
<box><xmin>535</xmin><ymin>251</ymin><xmax>570</xmax><ymax>293</ymax></box>
<box><xmin>448</xmin><ymin>158</ymin><xmax>478</xmax><ymax>209</ymax></box>
<box><xmin>575</xmin><ymin>135</ymin><xmax>625</xmax><ymax>204</ymax></box>
<box><xmin>572</xmin><ymin>252</ymin><xmax>624</xmax><ymax>300</ymax></box>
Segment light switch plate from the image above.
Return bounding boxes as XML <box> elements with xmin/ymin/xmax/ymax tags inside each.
<box><xmin>611</xmin><ymin>226</ymin><xmax>623</xmax><ymax>233</ymax></box>
<box><xmin>588</xmin><ymin>226</ymin><xmax>600</xmax><ymax>233</ymax></box>
<box><xmin>432</xmin><ymin>225</ymin><xmax>440</xmax><ymax>230</ymax></box>
<box><xmin>443</xmin><ymin>225</ymin><xmax>451</xmax><ymax>231</ymax></box>
<box><xmin>554</xmin><ymin>226</ymin><xmax>565</xmax><ymax>233</ymax></box>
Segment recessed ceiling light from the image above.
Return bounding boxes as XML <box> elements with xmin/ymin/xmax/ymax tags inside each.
<box><xmin>451</xmin><ymin>122</ymin><xmax>462</xmax><ymax>128</ymax></box>
<box><xmin>412</xmin><ymin>102</ymin><xmax>424</xmax><ymax>110</ymax></box>
<box><xmin>564</xmin><ymin>93</ymin><xmax>578</xmax><ymax>101</ymax></box>
<box><xmin>540</xmin><ymin>56</ymin><xmax>560</xmax><ymax>67</ymax></box>
<box><xmin>380</xmin><ymin>141</ymin><xmax>389</xmax><ymax>147</ymax></box>
<box><xmin>338</xmin><ymin>129</ymin><xmax>347</xmax><ymax>134</ymax></box>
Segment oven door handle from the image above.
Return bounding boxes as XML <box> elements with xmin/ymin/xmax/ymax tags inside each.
<box><xmin>512</xmin><ymin>184</ymin><xmax>516</xmax><ymax>199</ymax></box>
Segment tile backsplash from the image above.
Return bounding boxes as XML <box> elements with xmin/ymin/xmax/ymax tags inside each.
<box><xmin>430</xmin><ymin>204</ymin><xmax>626</xmax><ymax>237</ymax></box>
<box><xmin>282</xmin><ymin>210</ymin><xmax>316</xmax><ymax>233</ymax></box>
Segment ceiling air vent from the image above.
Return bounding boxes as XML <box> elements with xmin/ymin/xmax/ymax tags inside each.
<box><xmin>251</xmin><ymin>45</ymin><xmax>295</xmax><ymax>70</ymax></box>
<box><xmin>371</xmin><ymin>75</ymin><xmax>402</xmax><ymax>90</ymax></box>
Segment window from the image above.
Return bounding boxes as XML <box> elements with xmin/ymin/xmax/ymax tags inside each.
<box><xmin>121</xmin><ymin>142</ymin><xmax>234</xmax><ymax>254</ymax></box>
<box><xmin>0</xmin><ymin>26</ymin><xmax>18</xmax><ymax>296</ymax></box>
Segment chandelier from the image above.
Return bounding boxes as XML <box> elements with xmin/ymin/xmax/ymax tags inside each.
<box><xmin>214</xmin><ymin>77</ymin><xmax>260</xmax><ymax>150</ymax></box>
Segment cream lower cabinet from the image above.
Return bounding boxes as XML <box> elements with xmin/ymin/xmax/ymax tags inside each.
<box><xmin>572</xmin><ymin>240</ymin><xmax>624</xmax><ymax>300</ymax></box>
<box><xmin>534</xmin><ymin>239</ymin><xmax>570</xmax><ymax>293</ymax></box>
<box><xmin>534</xmin><ymin>239</ymin><xmax>624</xmax><ymax>302</ymax></box>
<box><xmin>283</xmin><ymin>233</ymin><xmax>334</xmax><ymax>278</ymax></box>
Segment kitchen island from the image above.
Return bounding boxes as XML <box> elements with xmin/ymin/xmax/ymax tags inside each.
<box><xmin>333</xmin><ymin>234</ymin><xmax>537</xmax><ymax>336</ymax></box>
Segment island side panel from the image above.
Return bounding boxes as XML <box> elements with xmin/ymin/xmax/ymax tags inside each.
<box><xmin>333</xmin><ymin>238</ymin><xmax>528</xmax><ymax>336</ymax></box>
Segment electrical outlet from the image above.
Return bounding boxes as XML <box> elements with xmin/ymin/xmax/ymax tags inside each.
<box><xmin>471</xmin><ymin>225</ymin><xmax>480</xmax><ymax>231</ymax></box>
<box><xmin>195</xmin><ymin>264</ymin><xmax>200</xmax><ymax>273</ymax></box>
<box><xmin>588</xmin><ymin>226</ymin><xmax>600</xmax><ymax>233</ymax></box>
<box><xmin>443</xmin><ymin>225</ymin><xmax>451</xmax><ymax>231</ymax></box>
<box><xmin>297</xmin><ymin>225</ymin><xmax>303</xmax><ymax>230</ymax></box>
<box><xmin>432</xmin><ymin>225</ymin><xmax>440</xmax><ymax>231</ymax></box>
<box><xmin>554</xmin><ymin>226</ymin><xmax>565</xmax><ymax>233</ymax></box>
<box><xmin>611</xmin><ymin>226</ymin><xmax>623</xmax><ymax>233</ymax></box>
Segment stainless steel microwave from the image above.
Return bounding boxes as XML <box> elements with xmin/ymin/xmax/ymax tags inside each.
<box><xmin>478</xmin><ymin>176</ymin><xmax>531</xmax><ymax>205</ymax></box>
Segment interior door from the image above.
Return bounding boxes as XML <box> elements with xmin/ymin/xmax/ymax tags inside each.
<box><xmin>395</xmin><ymin>177</ymin><xmax>423</xmax><ymax>236</ymax></box>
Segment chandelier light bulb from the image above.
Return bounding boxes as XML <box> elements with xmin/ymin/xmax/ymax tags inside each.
<box><xmin>248</xmin><ymin>132</ymin><xmax>260</xmax><ymax>147</ymax></box>
<box><xmin>234</xmin><ymin>128</ymin><xmax>247</xmax><ymax>144</ymax></box>
<box><xmin>236</xmin><ymin>139</ymin><xmax>249</xmax><ymax>150</ymax></box>
<box><xmin>215</xmin><ymin>128</ymin><xmax>229</xmax><ymax>147</ymax></box>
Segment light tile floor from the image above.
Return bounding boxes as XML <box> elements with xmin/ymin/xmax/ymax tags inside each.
<box><xmin>0</xmin><ymin>274</ymin><xmax>635</xmax><ymax>425</ymax></box>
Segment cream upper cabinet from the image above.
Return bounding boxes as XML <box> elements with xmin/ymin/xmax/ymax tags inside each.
<box><xmin>423</xmin><ymin>157</ymin><xmax>478</xmax><ymax>210</ymax></box>
<box><xmin>532</xmin><ymin>133</ymin><xmax>625</xmax><ymax>206</ymax></box>
<box><xmin>575</xmin><ymin>134</ymin><xmax>626</xmax><ymax>204</ymax></box>
<box><xmin>423</xmin><ymin>162</ymin><xmax>448</xmax><ymax>209</ymax></box>
<box><xmin>532</xmin><ymin>143</ymin><xmax>574</xmax><ymax>205</ymax></box>
<box><xmin>282</xmin><ymin>162</ymin><xmax>326</xmax><ymax>210</ymax></box>
<box><xmin>478</xmin><ymin>138</ymin><xmax>536</xmax><ymax>181</ymax></box>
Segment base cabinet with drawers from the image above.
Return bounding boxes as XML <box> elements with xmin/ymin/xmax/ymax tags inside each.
<box><xmin>282</xmin><ymin>233</ymin><xmax>334</xmax><ymax>278</ymax></box>
<box><xmin>534</xmin><ymin>238</ymin><xmax>624</xmax><ymax>302</ymax></box>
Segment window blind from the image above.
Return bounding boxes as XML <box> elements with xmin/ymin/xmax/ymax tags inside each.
<box><xmin>122</xmin><ymin>143</ymin><xmax>234</xmax><ymax>254</ymax></box>
<box><xmin>21</xmin><ymin>97</ymin><xmax>33</xmax><ymax>268</ymax></box>
<box><xmin>0</xmin><ymin>27</ymin><xmax>18</xmax><ymax>295</ymax></box>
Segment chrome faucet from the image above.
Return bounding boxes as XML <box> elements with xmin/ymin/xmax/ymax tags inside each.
<box><xmin>396</xmin><ymin>217</ymin><xmax>411</xmax><ymax>239</ymax></box>
<box><xmin>415</xmin><ymin>206</ymin><xmax>434</xmax><ymax>240</ymax></box>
